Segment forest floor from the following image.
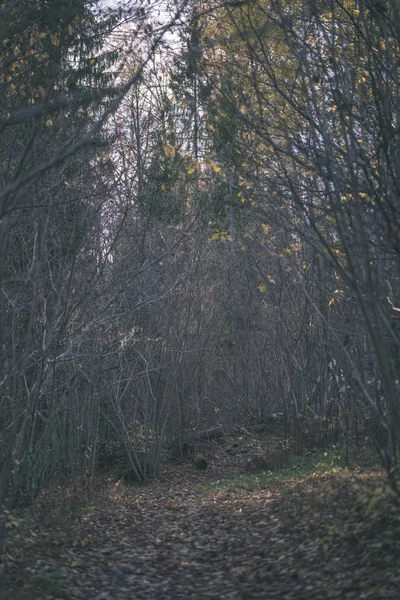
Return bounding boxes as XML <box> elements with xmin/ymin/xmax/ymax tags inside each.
<box><xmin>1</xmin><ymin>433</ymin><xmax>400</xmax><ymax>600</ymax></box>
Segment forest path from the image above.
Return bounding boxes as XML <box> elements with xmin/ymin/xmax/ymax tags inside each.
<box><xmin>2</xmin><ymin>458</ymin><xmax>399</xmax><ymax>600</ymax></box>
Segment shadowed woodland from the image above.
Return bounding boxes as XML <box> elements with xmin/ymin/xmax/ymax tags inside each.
<box><xmin>0</xmin><ymin>0</ymin><xmax>400</xmax><ymax>597</ymax></box>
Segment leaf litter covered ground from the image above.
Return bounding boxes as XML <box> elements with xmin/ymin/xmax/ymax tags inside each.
<box><xmin>1</xmin><ymin>440</ymin><xmax>400</xmax><ymax>600</ymax></box>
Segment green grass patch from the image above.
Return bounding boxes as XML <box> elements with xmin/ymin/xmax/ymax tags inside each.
<box><xmin>0</xmin><ymin>569</ymin><xmax>67</xmax><ymax>600</ymax></box>
<box><xmin>201</xmin><ymin>445</ymin><xmax>377</xmax><ymax>497</ymax></box>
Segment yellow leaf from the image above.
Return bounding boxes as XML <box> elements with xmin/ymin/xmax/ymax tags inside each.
<box><xmin>212</xmin><ymin>230</ymin><xmax>232</xmax><ymax>241</ymax></box>
<box><xmin>328</xmin><ymin>297</ymin><xmax>335</xmax><ymax>307</ymax></box>
<box><xmin>212</xmin><ymin>164</ymin><xmax>221</xmax><ymax>173</ymax></box>
<box><xmin>261</xmin><ymin>224</ymin><xmax>271</xmax><ymax>235</ymax></box>
<box><xmin>258</xmin><ymin>284</ymin><xmax>267</xmax><ymax>293</ymax></box>
<box><xmin>163</xmin><ymin>144</ymin><xmax>176</xmax><ymax>159</ymax></box>
<box><xmin>187</xmin><ymin>165</ymin><xmax>195</xmax><ymax>174</ymax></box>
<box><xmin>71</xmin><ymin>560</ymin><xmax>85</xmax><ymax>568</ymax></box>
<box><xmin>45</xmin><ymin>119</ymin><xmax>53</xmax><ymax>127</ymax></box>
<box><xmin>161</xmin><ymin>184</ymin><xmax>166</xmax><ymax>191</ymax></box>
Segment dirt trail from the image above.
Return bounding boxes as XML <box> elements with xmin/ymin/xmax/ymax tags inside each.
<box><xmin>1</xmin><ymin>454</ymin><xmax>400</xmax><ymax>599</ymax></box>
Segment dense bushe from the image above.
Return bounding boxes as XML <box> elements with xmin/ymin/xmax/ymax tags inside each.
<box><xmin>0</xmin><ymin>0</ymin><xmax>400</xmax><ymax>596</ymax></box>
